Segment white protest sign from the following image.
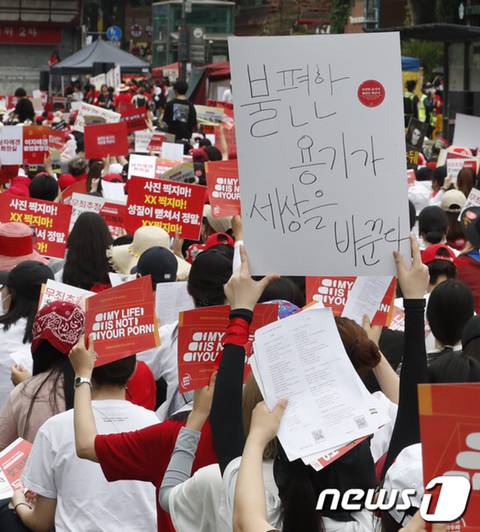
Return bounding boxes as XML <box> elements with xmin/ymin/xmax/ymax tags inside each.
<box><xmin>39</xmin><ymin>279</ymin><xmax>93</xmax><ymax>310</ymax></box>
<box><xmin>73</xmin><ymin>102</ymin><xmax>121</xmax><ymax>133</ymax></box>
<box><xmin>109</xmin><ymin>272</ymin><xmax>136</xmax><ymax>287</ymax></box>
<box><xmin>446</xmin><ymin>157</ymin><xmax>478</xmax><ymax>182</ymax></box>
<box><xmin>229</xmin><ymin>33</ymin><xmax>410</xmax><ymax>276</ymax></box>
<box><xmin>459</xmin><ymin>187</ymin><xmax>480</xmax><ymax>221</ymax></box>
<box><xmin>453</xmin><ymin>113</ymin><xmax>480</xmax><ymax>149</ymax></box>
<box><xmin>134</xmin><ymin>129</ymin><xmax>154</xmax><ymax>153</ymax></box>
<box><xmin>128</xmin><ymin>154</ymin><xmax>157</xmax><ymax>179</ymax></box>
<box><xmin>0</xmin><ymin>126</ymin><xmax>23</xmax><ymax>164</ymax></box>
<box><xmin>161</xmin><ymin>142</ymin><xmax>184</xmax><ymax>161</ymax></box>
<box><xmin>101</xmin><ymin>180</ymin><xmax>126</xmax><ymax>203</ymax></box>
<box><xmin>155</xmin><ymin>281</ymin><xmax>195</xmax><ymax>326</ymax></box>
<box><xmin>90</xmin><ymin>73</ymin><xmax>107</xmax><ymax>91</ymax></box>
<box><xmin>69</xmin><ymin>193</ymin><xmax>105</xmax><ymax>230</ymax></box>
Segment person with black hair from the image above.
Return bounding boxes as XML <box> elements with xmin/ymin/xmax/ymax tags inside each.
<box><xmin>12</xmin><ymin>337</ymin><xmax>157</xmax><ymax>532</ymax></box>
<box><xmin>426</xmin><ymin>279</ymin><xmax>474</xmax><ymax>364</ymax></box>
<box><xmin>62</xmin><ymin>212</ymin><xmax>113</xmax><ymax>292</ymax></box>
<box><xmin>418</xmin><ymin>206</ymin><xmax>448</xmax><ymax>247</ymax></box>
<box><xmin>163</xmin><ymin>80</ymin><xmax>197</xmax><ymax>142</ymax></box>
<box><xmin>13</xmin><ymin>88</ymin><xmax>34</xmax><ymax>123</ymax></box>
<box><xmin>86</xmin><ymin>159</ymin><xmax>104</xmax><ymax>196</ymax></box>
<box><xmin>258</xmin><ymin>277</ymin><xmax>305</xmax><ymax>309</ymax></box>
<box><xmin>0</xmin><ymin>261</ymin><xmax>54</xmax><ymax>406</ymax></box>
<box><xmin>420</xmin><ymin>244</ymin><xmax>456</xmax><ymax>292</ymax></box>
<box><xmin>29</xmin><ymin>173</ymin><xmax>59</xmax><ymax>202</ymax></box>
<box><xmin>0</xmin><ymin>301</ymin><xmax>83</xmax><ymax>450</ymax></box>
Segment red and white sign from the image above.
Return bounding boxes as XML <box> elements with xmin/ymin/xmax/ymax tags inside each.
<box><xmin>178</xmin><ymin>303</ymin><xmax>279</xmax><ymax>392</ymax></box>
<box><xmin>357</xmin><ymin>80</ymin><xmax>385</xmax><ymax>108</ymax></box>
<box><xmin>419</xmin><ymin>383</ymin><xmax>480</xmax><ymax>529</ymax></box>
<box><xmin>85</xmin><ymin>276</ymin><xmax>159</xmax><ymax>367</ymax></box>
<box><xmin>39</xmin><ymin>280</ymin><xmax>93</xmax><ymax>311</ymax></box>
<box><xmin>0</xmin><ymin>126</ymin><xmax>23</xmax><ymax>165</ymax></box>
<box><xmin>69</xmin><ymin>193</ymin><xmax>125</xmax><ymax>239</ymax></box>
<box><xmin>73</xmin><ymin>102</ymin><xmax>121</xmax><ymax>133</ymax></box>
<box><xmin>84</xmin><ymin>121</ymin><xmax>128</xmax><ymax>160</ymax></box>
<box><xmin>125</xmin><ymin>177</ymin><xmax>207</xmax><ymax>239</ymax></box>
<box><xmin>407</xmin><ymin>169</ymin><xmax>416</xmax><ymax>189</ymax></box>
<box><xmin>306</xmin><ymin>276</ymin><xmax>396</xmax><ymax>327</ymax></box>
<box><xmin>0</xmin><ymin>195</ymin><xmax>72</xmax><ymax>259</ymax></box>
<box><xmin>121</xmin><ymin>106</ymin><xmax>148</xmax><ymax>133</ymax></box>
<box><xmin>0</xmin><ymin>24</ymin><xmax>62</xmax><ymax>45</ymax></box>
<box><xmin>0</xmin><ymin>438</ymin><xmax>32</xmax><ymax>499</ymax></box>
<box><xmin>23</xmin><ymin>126</ymin><xmax>49</xmax><ymax>165</ymax></box>
<box><xmin>206</xmin><ymin>159</ymin><xmax>240</xmax><ymax>217</ymax></box>
<box><xmin>48</xmin><ymin>128</ymin><xmax>66</xmax><ymax>151</ymax></box>
<box><xmin>147</xmin><ymin>132</ymin><xmax>166</xmax><ymax>153</ymax></box>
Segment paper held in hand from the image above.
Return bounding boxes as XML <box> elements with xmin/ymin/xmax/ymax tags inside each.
<box><xmin>229</xmin><ymin>33</ymin><xmax>410</xmax><ymax>276</ymax></box>
<box><xmin>251</xmin><ymin>307</ymin><xmax>390</xmax><ymax>461</ymax></box>
<box><xmin>0</xmin><ymin>438</ymin><xmax>32</xmax><ymax>499</ymax></box>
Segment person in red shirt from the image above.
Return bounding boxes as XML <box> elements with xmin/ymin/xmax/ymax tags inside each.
<box><xmin>114</xmin><ymin>84</ymin><xmax>133</xmax><ymax>113</ymax></box>
<box><xmin>58</xmin><ymin>156</ymin><xmax>87</xmax><ymax>191</ymax></box>
<box><xmin>69</xmin><ymin>336</ymin><xmax>217</xmax><ymax>532</ymax></box>
<box><xmin>456</xmin><ymin>206</ymin><xmax>480</xmax><ymax>314</ymax></box>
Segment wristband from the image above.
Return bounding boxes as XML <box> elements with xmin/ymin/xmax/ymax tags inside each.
<box><xmin>14</xmin><ymin>502</ymin><xmax>32</xmax><ymax>512</ymax></box>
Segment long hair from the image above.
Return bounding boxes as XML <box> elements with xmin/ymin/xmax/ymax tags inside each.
<box><xmin>87</xmin><ymin>159</ymin><xmax>104</xmax><ymax>196</ymax></box>
<box><xmin>63</xmin><ymin>212</ymin><xmax>113</xmax><ymax>290</ymax></box>
<box><xmin>23</xmin><ymin>341</ymin><xmax>75</xmax><ymax>433</ymax></box>
<box><xmin>0</xmin><ymin>291</ymin><xmax>39</xmax><ymax>343</ymax></box>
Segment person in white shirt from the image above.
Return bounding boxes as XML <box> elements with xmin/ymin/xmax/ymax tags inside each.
<box><xmin>12</xmin><ymin>350</ymin><xmax>158</xmax><ymax>532</ymax></box>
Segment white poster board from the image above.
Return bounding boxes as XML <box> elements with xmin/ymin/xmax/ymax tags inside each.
<box><xmin>134</xmin><ymin>129</ymin><xmax>154</xmax><ymax>153</ymax></box>
<box><xmin>0</xmin><ymin>126</ymin><xmax>23</xmax><ymax>164</ymax></box>
<box><xmin>453</xmin><ymin>113</ymin><xmax>480</xmax><ymax>149</ymax></box>
<box><xmin>73</xmin><ymin>102</ymin><xmax>121</xmax><ymax>133</ymax></box>
<box><xmin>128</xmin><ymin>154</ymin><xmax>157</xmax><ymax>179</ymax></box>
<box><xmin>229</xmin><ymin>33</ymin><xmax>410</xmax><ymax>276</ymax></box>
<box><xmin>90</xmin><ymin>73</ymin><xmax>107</xmax><ymax>91</ymax></box>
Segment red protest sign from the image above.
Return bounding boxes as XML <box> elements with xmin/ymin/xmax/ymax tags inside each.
<box><xmin>125</xmin><ymin>177</ymin><xmax>206</xmax><ymax>239</ymax></box>
<box><xmin>23</xmin><ymin>126</ymin><xmax>49</xmax><ymax>165</ymax></box>
<box><xmin>121</xmin><ymin>106</ymin><xmax>148</xmax><ymax>133</ymax></box>
<box><xmin>419</xmin><ymin>383</ymin><xmax>480</xmax><ymax>530</ymax></box>
<box><xmin>206</xmin><ymin>159</ymin><xmax>240</xmax><ymax>217</ymax></box>
<box><xmin>148</xmin><ymin>132</ymin><xmax>166</xmax><ymax>153</ymax></box>
<box><xmin>100</xmin><ymin>201</ymin><xmax>126</xmax><ymax>240</ymax></box>
<box><xmin>178</xmin><ymin>303</ymin><xmax>279</xmax><ymax>392</ymax></box>
<box><xmin>85</xmin><ymin>276</ymin><xmax>159</xmax><ymax>366</ymax></box>
<box><xmin>0</xmin><ymin>438</ymin><xmax>32</xmax><ymax>498</ymax></box>
<box><xmin>0</xmin><ymin>195</ymin><xmax>72</xmax><ymax>258</ymax></box>
<box><xmin>84</xmin><ymin>121</ymin><xmax>128</xmax><ymax>160</ymax></box>
<box><xmin>48</xmin><ymin>128</ymin><xmax>66</xmax><ymax>150</ymax></box>
<box><xmin>306</xmin><ymin>276</ymin><xmax>396</xmax><ymax>327</ymax></box>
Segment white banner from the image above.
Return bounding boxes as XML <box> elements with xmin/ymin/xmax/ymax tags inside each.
<box><xmin>0</xmin><ymin>126</ymin><xmax>23</xmax><ymax>165</ymax></box>
<box><xmin>229</xmin><ymin>33</ymin><xmax>410</xmax><ymax>276</ymax></box>
<box><xmin>73</xmin><ymin>102</ymin><xmax>121</xmax><ymax>133</ymax></box>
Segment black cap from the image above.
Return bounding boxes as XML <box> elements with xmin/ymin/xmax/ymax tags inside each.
<box><xmin>461</xmin><ymin>207</ymin><xmax>480</xmax><ymax>249</ymax></box>
<box><xmin>135</xmin><ymin>247</ymin><xmax>178</xmax><ymax>288</ymax></box>
<box><xmin>0</xmin><ymin>260</ymin><xmax>54</xmax><ymax>300</ymax></box>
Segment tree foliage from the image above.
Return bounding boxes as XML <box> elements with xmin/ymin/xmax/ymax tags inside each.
<box><xmin>330</xmin><ymin>0</ymin><xmax>353</xmax><ymax>34</ymax></box>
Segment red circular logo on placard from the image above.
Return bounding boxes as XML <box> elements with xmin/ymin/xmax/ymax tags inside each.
<box><xmin>357</xmin><ymin>80</ymin><xmax>385</xmax><ymax>107</ymax></box>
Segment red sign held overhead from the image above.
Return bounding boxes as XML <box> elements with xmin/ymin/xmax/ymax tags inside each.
<box><xmin>206</xmin><ymin>159</ymin><xmax>240</xmax><ymax>218</ymax></box>
<box><xmin>178</xmin><ymin>304</ymin><xmax>279</xmax><ymax>392</ymax></box>
<box><xmin>125</xmin><ymin>177</ymin><xmax>207</xmax><ymax>240</ymax></box>
<box><xmin>0</xmin><ymin>195</ymin><xmax>72</xmax><ymax>259</ymax></box>
<box><xmin>84</xmin><ymin>121</ymin><xmax>129</xmax><ymax>160</ymax></box>
<box><xmin>121</xmin><ymin>106</ymin><xmax>148</xmax><ymax>133</ymax></box>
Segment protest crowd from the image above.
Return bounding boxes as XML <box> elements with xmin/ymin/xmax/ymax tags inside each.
<box><xmin>0</xmin><ymin>32</ymin><xmax>478</xmax><ymax>532</ymax></box>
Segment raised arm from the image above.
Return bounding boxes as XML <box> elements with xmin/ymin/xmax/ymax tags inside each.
<box><xmin>210</xmin><ymin>246</ymin><xmax>277</xmax><ymax>474</ymax></box>
<box><xmin>233</xmin><ymin>400</ymin><xmax>287</xmax><ymax>532</ymax></box>
<box><xmin>159</xmin><ymin>372</ymin><xmax>216</xmax><ymax>512</ymax></box>
<box><xmin>69</xmin><ymin>335</ymin><xmax>98</xmax><ymax>462</ymax></box>
<box><xmin>381</xmin><ymin>235</ymin><xmax>429</xmax><ymax>477</ymax></box>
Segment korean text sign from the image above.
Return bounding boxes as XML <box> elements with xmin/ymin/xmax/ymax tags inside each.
<box><xmin>125</xmin><ymin>177</ymin><xmax>206</xmax><ymax>239</ymax></box>
<box><xmin>229</xmin><ymin>33</ymin><xmax>410</xmax><ymax>275</ymax></box>
<box><xmin>206</xmin><ymin>160</ymin><xmax>241</xmax><ymax>217</ymax></box>
<box><xmin>0</xmin><ymin>126</ymin><xmax>22</xmax><ymax>164</ymax></box>
<box><xmin>23</xmin><ymin>126</ymin><xmax>49</xmax><ymax>165</ymax></box>
<box><xmin>0</xmin><ymin>195</ymin><xmax>72</xmax><ymax>258</ymax></box>
<box><xmin>84</xmin><ymin>122</ymin><xmax>129</xmax><ymax>160</ymax></box>
<box><xmin>85</xmin><ymin>276</ymin><xmax>159</xmax><ymax>366</ymax></box>
<box><xmin>178</xmin><ymin>303</ymin><xmax>279</xmax><ymax>392</ymax></box>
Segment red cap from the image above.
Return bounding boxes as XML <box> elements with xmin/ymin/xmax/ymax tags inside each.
<box><xmin>204</xmin><ymin>232</ymin><xmax>235</xmax><ymax>251</ymax></box>
<box><xmin>191</xmin><ymin>148</ymin><xmax>208</xmax><ymax>162</ymax></box>
<box><xmin>421</xmin><ymin>244</ymin><xmax>456</xmax><ymax>265</ymax></box>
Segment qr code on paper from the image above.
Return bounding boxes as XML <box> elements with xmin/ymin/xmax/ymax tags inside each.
<box><xmin>354</xmin><ymin>415</ymin><xmax>367</xmax><ymax>429</ymax></box>
<box><xmin>311</xmin><ymin>429</ymin><xmax>324</xmax><ymax>442</ymax></box>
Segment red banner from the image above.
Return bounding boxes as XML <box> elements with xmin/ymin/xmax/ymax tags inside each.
<box><xmin>100</xmin><ymin>202</ymin><xmax>126</xmax><ymax>240</ymax></box>
<box><xmin>23</xmin><ymin>126</ymin><xmax>50</xmax><ymax>165</ymax></box>
<box><xmin>0</xmin><ymin>24</ymin><xmax>62</xmax><ymax>45</ymax></box>
<box><xmin>206</xmin><ymin>159</ymin><xmax>240</xmax><ymax>217</ymax></box>
<box><xmin>85</xmin><ymin>276</ymin><xmax>159</xmax><ymax>366</ymax></box>
<box><xmin>419</xmin><ymin>383</ymin><xmax>480</xmax><ymax>530</ymax></box>
<box><xmin>306</xmin><ymin>276</ymin><xmax>396</xmax><ymax>327</ymax></box>
<box><xmin>121</xmin><ymin>106</ymin><xmax>148</xmax><ymax>133</ymax></box>
<box><xmin>125</xmin><ymin>177</ymin><xmax>206</xmax><ymax>239</ymax></box>
<box><xmin>178</xmin><ymin>303</ymin><xmax>279</xmax><ymax>392</ymax></box>
<box><xmin>0</xmin><ymin>195</ymin><xmax>72</xmax><ymax>259</ymax></box>
<box><xmin>84</xmin><ymin>122</ymin><xmax>129</xmax><ymax>160</ymax></box>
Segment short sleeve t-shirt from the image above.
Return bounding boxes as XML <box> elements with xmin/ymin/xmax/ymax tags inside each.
<box><xmin>163</xmin><ymin>98</ymin><xmax>197</xmax><ymax>141</ymax></box>
<box><xmin>22</xmin><ymin>400</ymin><xmax>158</xmax><ymax>532</ymax></box>
<box><xmin>94</xmin><ymin>417</ymin><xmax>217</xmax><ymax>532</ymax></box>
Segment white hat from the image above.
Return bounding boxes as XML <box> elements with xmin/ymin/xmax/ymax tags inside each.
<box><xmin>203</xmin><ymin>204</ymin><xmax>232</xmax><ymax>234</ymax></box>
<box><xmin>383</xmin><ymin>443</ymin><xmax>424</xmax><ymax>525</ymax></box>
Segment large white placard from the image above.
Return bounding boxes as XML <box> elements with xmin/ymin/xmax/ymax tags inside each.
<box><xmin>0</xmin><ymin>126</ymin><xmax>23</xmax><ymax>165</ymax></box>
<box><xmin>453</xmin><ymin>113</ymin><xmax>480</xmax><ymax>149</ymax></box>
<box><xmin>73</xmin><ymin>102</ymin><xmax>121</xmax><ymax>133</ymax></box>
<box><xmin>229</xmin><ymin>33</ymin><xmax>410</xmax><ymax>275</ymax></box>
